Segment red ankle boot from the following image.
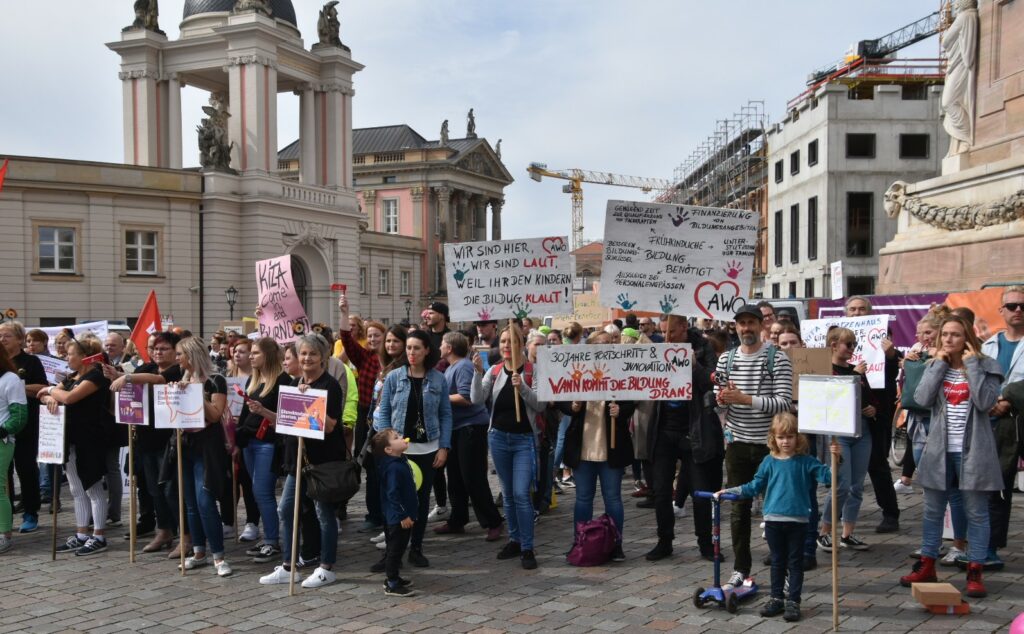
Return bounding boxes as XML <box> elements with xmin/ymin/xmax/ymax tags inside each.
<box><xmin>900</xmin><ymin>556</ymin><xmax>937</xmax><ymax>587</ymax></box>
<box><xmin>965</xmin><ymin>562</ymin><xmax>987</xmax><ymax>598</ymax></box>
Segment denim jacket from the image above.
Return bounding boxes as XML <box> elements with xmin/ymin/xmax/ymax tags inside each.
<box><xmin>373</xmin><ymin>367</ymin><xmax>452</xmax><ymax>450</ymax></box>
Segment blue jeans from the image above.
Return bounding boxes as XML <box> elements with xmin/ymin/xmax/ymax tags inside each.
<box><xmin>552</xmin><ymin>416</ymin><xmax>571</xmax><ymax>473</ymax></box>
<box><xmin>181</xmin><ymin>446</ymin><xmax>224</xmax><ymax>557</ymax></box>
<box><xmin>243</xmin><ymin>440</ymin><xmax>280</xmax><ymax>544</ymax></box>
<box><xmin>821</xmin><ymin>428</ymin><xmax>872</xmax><ymax>527</ymax></box>
<box><xmin>572</xmin><ymin>460</ymin><xmax>624</xmax><ymax>539</ymax></box>
<box><xmin>766</xmin><ymin>521</ymin><xmax>806</xmax><ymax>603</ymax></box>
<box><xmin>490</xmin><ymin>430</ymin><xmax>536</xmax><ymax>550</ymax></box>
<box><xmin>279</xmin><ymin>474</ymin><xmax>338</xmax><ymax>566</ymax></box>
<box><xmin>912</xmin><ymin>428</ymin><xmax>967</xmax><ymax>541</ymax></box>
<box><xmin>921</xmin><ymin>453</ymin><xmax>990</xmax><ymax>562</ymax></box>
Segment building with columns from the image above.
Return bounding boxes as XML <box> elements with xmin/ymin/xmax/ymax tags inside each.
<box><xmin>278</xmin><ymin>121</ymin><xmax>513</xmax><ymax>321</ymax></box>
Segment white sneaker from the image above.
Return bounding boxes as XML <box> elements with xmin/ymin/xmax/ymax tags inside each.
<box><xmin>673</xmin><ymin>505</ymin><xmax>687</xmax><ymax>518</ymax></box>
<box><xmin>376</xmin><ymin>540</ymin><xmax>386</xmax><ymax>550</ymax></box>
<box><xmin>723</xmin><ymin>570</ymin><xmax>746</xmax><ymax>590</ymax></box>
<box><xmin>178</xmin><ymin>555</ymin><xmax>210</xmax><ymax>571</ymax></box>
<box><xmin>239</xmin><ymin>522</ymin><xmax>260</xmax><ymax>542</ymax></box>
<box><xmin>940</xmin><ymin>546</ymin><xmax>965</xmax><ymax>566</ymax></box>
<box><xmin>259</xmin><ymin>565</ymin><xmax>296</xmax><ymax>585</ymax></box>
<box><xmin>301</xmin><ymin>567</ymin><xmax>337</xmax><ymax>589</ymax></box>
<box><xmin>214</xmin><ymin>559</ymin><xmax>233</xmax><ymax>577</ymax></box>
<box><xmin>427</xmin><ymin>506</ymin><xmax>449</xmax><ymax>522</ymax></box>
<box><xmin>370</xmin><ymin>531</ymin><xmax>387</xmax><ymax>544</ymax></box>
<box><xmin>893</xmin><ymin>479</ymin><xmax>914</xmax><ymax>495</ymax></box>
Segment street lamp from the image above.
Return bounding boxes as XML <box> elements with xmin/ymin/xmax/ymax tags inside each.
<box><xmin>404</xmin><ymin>299</ymin><xmax>412</xmax><ymax>323</ymax></box>
<box><xmin>225</xmin><ymin>285</ymin><xmax>238</xmax><ymax>320</ymax></box>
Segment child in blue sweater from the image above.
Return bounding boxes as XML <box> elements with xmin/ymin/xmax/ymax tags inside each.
<box><xmin>371</xmin><ymin>429</ymin><xmax>418</xmax><ymax>597</ymax></box>
<box><xmin>718</xmin><ymin>412</ymin><xmax>837</xmax><ymax>623</ymax></box>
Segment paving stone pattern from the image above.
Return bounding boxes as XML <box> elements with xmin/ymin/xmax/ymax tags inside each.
<box><xmin>2</xmin><ymin>468</ymin><xmax>1021</xmax><ymax>633</ymax></box>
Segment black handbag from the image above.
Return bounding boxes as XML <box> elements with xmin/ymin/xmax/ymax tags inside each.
<box><xmin>302</xmin><ymin>457</ymin><xmax>361</xmax><ymax>506</ymax></box>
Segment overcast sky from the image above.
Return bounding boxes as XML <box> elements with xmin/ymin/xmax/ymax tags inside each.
<box><xmin>1</xmin><ymin>1</ymin><xmax>940</xmax><ymax>241</ymax></box>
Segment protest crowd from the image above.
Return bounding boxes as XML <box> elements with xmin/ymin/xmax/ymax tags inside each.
<box><xmin>0</xmin><ymin>284</ymin><xmax>1022</xmax><ymax>622</ymax></box>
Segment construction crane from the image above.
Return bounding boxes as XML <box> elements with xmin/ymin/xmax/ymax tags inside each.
<box><xmin>527</xmin><ymin>163</ymin><xmax>672</xmax><ymax>252</ymax></box>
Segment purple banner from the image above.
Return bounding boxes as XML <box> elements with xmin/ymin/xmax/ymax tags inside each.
<box><xmin>816</xmin><ymin>293</ymin><xmax>948</xmax><ymax>352</ymax></box>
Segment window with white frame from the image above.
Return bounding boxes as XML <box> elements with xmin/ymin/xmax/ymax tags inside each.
<box><xmin>400</xmin><ymin>270</ymin><xmax>411</xmax><ymax>296</ymax></box>
<box><xmin>125</xmin><ymin>230</ymin><xmax>158</xmax><ymax>274</ymax></box>
<box><xmin>383</xmin><ymin>199</ymin><xmax>399</xmax><ymax>234</ymax></box>
<box><xmin>378</xmin><ymin>268</ymin><xmax>390</xmax><ymax>295</ymax></box>
<box><xmin>359</xmin><ymin>267</ymin><xmax>366</xmax><ymax>293</ymax></box>
<box><xmin>38</xmin><ymin>226</ymin><xmax>76</xmax><ymax>273</ymax></box>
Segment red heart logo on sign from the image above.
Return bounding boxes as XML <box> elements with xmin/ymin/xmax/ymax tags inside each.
<box><xmin>542</xmin><ymin>237</ymin><xmax>566</xmax><ymax>255</ymax></box>
<box><xmin>662</xmin><ymin>347</ymin><xmax>690</xmax><ymax>372</ymax></box>
<box><xmin>866</xmin><ymin>327</ymin><xmax>886</xmax><ymax>351</ymax></box>
<box><xmin>943</xmin><ymin>380</ymin><xmax>969</xmax><ymax>406</ymax></box>
<box><xmin>694</xmin><ymin>280</ymin><xmax>743</xmax><ymax>319</ymax></box>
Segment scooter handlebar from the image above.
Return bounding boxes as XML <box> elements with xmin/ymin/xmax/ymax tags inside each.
<box><xmin>694</xmin><ymin>490</ymin><xmax>740</xmax><ymax>501</ymax></box>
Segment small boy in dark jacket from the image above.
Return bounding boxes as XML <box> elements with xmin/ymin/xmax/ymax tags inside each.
<box><xmin>371</xmin><ymin>429</ymin><xmax>418</xmax><ymax>596</ymax></box>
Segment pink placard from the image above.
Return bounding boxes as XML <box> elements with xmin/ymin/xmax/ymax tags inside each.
<box><xmin>256</xmin><ymin>255</ymin><xmax>311</xmax><ymax>343</ymax></box>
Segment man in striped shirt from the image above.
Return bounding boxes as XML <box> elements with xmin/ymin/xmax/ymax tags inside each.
<box><xmin>715</xmin><ymin>305</ymin><xmax>793</xmax><ymax>587</ymax></box>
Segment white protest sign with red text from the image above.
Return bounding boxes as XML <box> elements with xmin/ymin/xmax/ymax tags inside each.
<box><xmin>801</xmin><ymin>314</ymin><xmax>890</xmax><ymax>389</ymax></box>
<box><xmin>535</xmin><ymin>343</ymin><xmax>693</xmax><ymax>401</ymax></box>
<box><xmin>599</xmin><ymin>200</ymin><xmax>757</xmax><ymax>321</ymax></box>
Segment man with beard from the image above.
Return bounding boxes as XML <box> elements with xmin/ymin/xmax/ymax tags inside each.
<box><xmin>715</xmin><ymin>306</ymin><xmax>793</xmax><ymax>588</ymax></box>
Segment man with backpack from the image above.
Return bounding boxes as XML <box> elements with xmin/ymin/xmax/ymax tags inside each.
<box><xmin>715</xmin><ymin>305</ymin><xmax>793</xmax><ymax>588</ymax></box>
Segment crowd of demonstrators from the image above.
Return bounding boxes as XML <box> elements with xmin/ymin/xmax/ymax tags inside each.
<box><xmin>0</xmin><ymin>341</ymin><xmax>29</xmax><ymax>553</ymax></box>
<box><xmin>1</xmin><ymin>321</ymin><xmax>46</xmax><ymax>535</ymax></box>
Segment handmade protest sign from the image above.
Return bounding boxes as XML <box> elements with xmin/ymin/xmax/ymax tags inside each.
<box><xmin>801</xmin><ymin>314</ymin><xmax>890</xmax><ymax>388</ymax></box>
<box><xmin>535</xmin><ymin>343</ymin><xmax>693</xmax><ymax>401</ymax></box>
<box><xmin>37</xmin><ymin>406</ymin><xmax>66</xmax><ymax>464</ymax></box>
<box><xmin>599</xmin><ymin>200</ymin><xmax>757</xmax><ymax>320</ymax></box>
<box><xmin>276</xmin><ymin>386</ymin><xmax>327</xmax><ymax>440</ymax></box>
<box><xmin>798</xmin><ymin>375</ymin><xmax>861</xmax><ymax>437</ymax></box>
<box><xmin>154</xmin><ymin>384</ymin><xmax>206</xmax><ymax>429</ymax></box>
<box><xmin>443</xmin><ymin>236</ymin><xmax>573</xmax><ymax>322</ymax></box>
<box><xmin>256</xmin><ymin>255</ymin><xmax>311</xmax><ymax>343</ymax></box>
<box><xmin>830</xmin><ymin>261</ymin><xmax>844</xmax><ymax>300</ymax></box>
<box><xmin>786</xmin><ymin>348</ymin><xmax>833</xmax><ymax>400</ymax></box>
<box><xmin>226</xmin><ymin>377</ymin><xmax>247</xmax><ymax>417</ymax></box>
<box><xmin>115</xmin><ymin>383</ymin><xmax>149</xmax><ymax>425</ymax></box>
<box><xmin>38</xmin><ymin>355</ymin><xmax>69</xmax><ymax>385</ymax></box>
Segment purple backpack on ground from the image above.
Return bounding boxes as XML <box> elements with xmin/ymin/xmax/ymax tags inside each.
<box><xmin>566</xmin><ymin>514</ymin><xmax>620</xmax><ymax>567</ymax></box>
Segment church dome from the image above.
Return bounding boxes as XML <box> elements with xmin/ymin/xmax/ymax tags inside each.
<box><xmin>182</xmin><ymin>1</ymin><xmax>297</xmax><ymax>26</ymax></box>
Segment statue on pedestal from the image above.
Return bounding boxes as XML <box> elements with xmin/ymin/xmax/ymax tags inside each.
<box><xmin>495</xmin><ymin>138</ymin><xmax>502</xmax><ymax>160</ymax></box>
<box><xmin>941</xmin><ymin>0</ymin><xmax>979</xmax><ymax>156</ymax></box>
<box><xmin>440</xmin><ymin>120</ymin><xmax>449</xmax><ymax>146</ymax></box>
<box><xmin>466</xmin><ymin>108</ymin><xmax>477</xmax><ymax>138</ymax></box>
<box><xmin>198</xmin><ymin>95</ymin><xmax>233</xmax><ymax>171</ymax></box>
<box><xmin>233</xmin><ymin>0</ymin><xmax>273</xmax><ymax>18</ymax></box>
<box><xmin>317</xmin><ymin>1</ymin><xmax>350</xmax><ymax>51</ymax></box>
<box><xmin>126</xmin><ymin>0</ymin><xmax>162</xmax><ymax>34</ymax></box>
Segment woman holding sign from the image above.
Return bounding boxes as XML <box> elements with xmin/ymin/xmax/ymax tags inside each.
<box><xmin>173</xmin><ymin>336</ymin><xmax>232</xmax><ymax>577</ymax></box>
<box><xmin>0</xmin><ymin>345</ymin><xmax>29</xmax><ymax>554</ymax></box>
<box><xmin>470</xmin><ymin>322</ymin><xmax>542</xmax><ymax>570</ymax></box>
<box><xmin>37</xmin><ymin>335</ymin><xmax>114</xmax><ymax>556</ymax></box>
<box><xmin>899</xmin><ymin>316</ymin><xmax>1004</xmax><ymax>598</ymax></box>
<box><xmin>374</xmin><ymin>330</ymin><xmax>452</xmax><ymax>569</ymax></box>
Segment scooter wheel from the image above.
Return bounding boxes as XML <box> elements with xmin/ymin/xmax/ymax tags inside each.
<box><xmin>725</xmin><ymin>593</ymin><xmax>738</xmax><ymax>614</ymax></box>
<box><xmin>692</xmin><ymin>588</ymin><xmax>705</xmax><ymax>609</ymax></box>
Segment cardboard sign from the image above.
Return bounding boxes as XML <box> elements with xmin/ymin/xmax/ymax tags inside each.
<box><xmin>37</xmin><ymin>406</ymin><xmax>66</xmax><ymax>464</ymax></box>
<box><xmin>801</xmin><ymin>314</ymin><xmax>890</xmax><ymax>389</ymax></box>
<box><xmin>786</xmin><ymin>348</ymin><xmax>833</xmax><ymax>400</ymax></box>
<box><xmin>276</xmin><ymin>386</ymin><xmax>327</xmax><ymax>440</ymax></box>
<box><xmin>443</xmin><ymin>236</ymin><xmax>573</xmax><ymax>322</ymax></box>
<box><xmin>599</xmin><ymin>200</ymin><xmax>757</xmax><ymax>321</ymax></box>
<box><xmin>535</xmin><ymin>343</ymin><xmax>693</xmax><ymax>401</ymax></box>
<box><xmin>38</xmin><ymin>355</ymin><xmax>69</xmax><ymax>385</ymax></box>
<box><xmin>154</xmin><ymin>383</ymin><xmax>206</xmax><ymax>430</ymax></box>
<box><xmin>256</xmin><ymin>255</ymin><xmax>311</xmax><ymax>343</ymax></box>
<box><xmin>830</xmin><ymin>261</ymin><xmax>844</xmax><ymax>300</ymax></box>
<box><xmin>549</xmin><ymin>292</ymin><xmax>610</xmax><ymax>330</ymax></box>
<box><xmin>115</xmin><ymin>383</ymin><xmax>149</xmax><ymax>425</ymax></box>
<box><xmin>797</xmin><ymin>375</ymin><xmax>861</xmax><ymax>437</ymax></box>
<box><xmin>226</xmin><ymin>377</ymin><xmax>248</xmax><ymax>418</ymax></box>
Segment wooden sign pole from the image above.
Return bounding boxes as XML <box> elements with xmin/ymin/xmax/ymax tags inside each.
<box><xmin>508</xmin><ymin>319</ymin><xmax>522</xmax><ymax>423</ymax></box>
<box><xmin>176</xmin><ymin>430</ymin><xmax>186</xmax><ymax>576</ymax></box>
<box><xmin>610</xmin><ymin>412</ymin><xmax>616</xmax><ymax>450</ymax></box>
<box><xmin>831</xmin><ymin>436</ymin><xmax>840</xmax><ymax>631</ymax></box>
<box><xmin>50</xmin><ymin>464</ymin><xmax>58</xmax><ymax>561</ymax></box>
<box><xmin>128</xmin><ymin>427</ymin><xmax>137</xmax><ymax>563</ymax></box>
<box><xmin>289</xmin><ymin>437</ymin><xmax>305</xmax><ymax>597</ymax></box>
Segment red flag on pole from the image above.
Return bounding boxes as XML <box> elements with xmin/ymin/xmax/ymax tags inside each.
<box><xmin>0</xmin><ymin>159</ymin><xmax>9</xmax><ymax>192</ymax></box>
<box><xmin>131</xmin><ymin>290</ymin><xmax>162</xmax><ymax>363</ymax></box>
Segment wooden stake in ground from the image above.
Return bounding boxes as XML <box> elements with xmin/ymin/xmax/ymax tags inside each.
<box><xmin>51</xmin><ymin>464</ymin><xmax>58</xmax><ymax>561</ymax></box>
<box><xmin>831</xmin><ymin>436</ymin><xmax>840</xmax><ymax>631</ymax></box>
<box><xmin>289</xmin><ymin>437</ymin><xmax>305</xmax><ymax>597</ymax></box>
<box><xmin>176</xmin><ymin>429</ymin><xmax>186</xmax><ymax>576</ymax></box>
<box><xmin>128</xmin><ymin>427</ymin><xmax>137</xmax><ymax>563</ymax></box>
<box><xmin>508</xmin><ymin>319</ymin><xmax>522</xmax><ymax>423</ymax></box>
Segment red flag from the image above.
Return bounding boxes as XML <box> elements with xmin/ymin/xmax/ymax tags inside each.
<box><xmin>131</xmin><ymin>290</ymin><xmax>162</xmax><ymax>363</ymax></box>
<box><xmin>0</xmin><ymin>159</ymin><xmax>9</xmax><ymax>192</ymax></box>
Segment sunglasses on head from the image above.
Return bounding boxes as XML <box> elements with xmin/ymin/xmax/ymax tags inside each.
<box><xmin>1003</xmin><ymin>302</ymin><xmax>1024</xmax><ymax>312</ymax></box>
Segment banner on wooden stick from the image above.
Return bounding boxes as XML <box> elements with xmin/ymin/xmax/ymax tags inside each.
<box><xmin>276</xmin><ymin>386</ymin><xmax>328</xmax><ymax>440</ymax></box>
<box><xmin>801</xmin><ymin>314</ymin><xmax>890</xmax><ymax>389</ymax></box>
<box><xmin>535</xmin><ymin>343</ymin><xmax>693</xmax><ymax>401</ymax></box>
<box><xmin>154</xmin><ymin>384</ymin><xmax>206</xmax><ymax>429</ymax></box>
<box><xmin>256</xmin><ymin>255</ymin><xmax>311</xmax><ymax>343</ymax></box>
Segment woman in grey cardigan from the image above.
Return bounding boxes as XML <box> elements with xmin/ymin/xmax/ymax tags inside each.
<box><xmin>899</xmin><ymin>316</ymin><xmax>1003</xmax><ymax>598</ymax></box>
